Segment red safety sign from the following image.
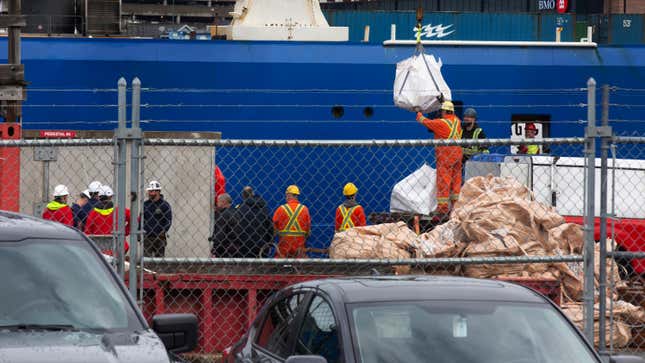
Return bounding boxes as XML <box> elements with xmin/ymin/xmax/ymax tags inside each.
<box><xmin>39</xmin><ymin>130</ymin><xmax>77</xmax><ymax>138</ymax></box>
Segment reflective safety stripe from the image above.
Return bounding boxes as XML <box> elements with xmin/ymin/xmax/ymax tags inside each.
<box><xmin>339</xmin><ymin>205</ymin><xmax>358</xmax><ymax>231</ymax></box>
<box><xmin>464</xmin><ymin>128</ymin><xmax>484</xmax><ymax>154</ymax></box>
<box><xmin>441</xmin><ymin>118</ymin><xmax>462</xmax><ymax>140</ymax></box>
<box><xmin>278</xmin><ymin>204</ymin><xmax>306</xmax><ymax>237</ymax></box>
<box><xmin>94</xmin><ymin>207</ymin><xmax>114</xmax><ymax>216</ymax></box>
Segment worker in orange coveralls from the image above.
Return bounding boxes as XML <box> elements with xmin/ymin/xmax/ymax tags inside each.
<box><xmin>84</xmin><ymin>185</ymin><xmax>130</xmax><ymax>255</ymax></box>
<box><xmin>335</xmin><ymin>182</ymin><xmax>366</xmax><ymax>232</ymax></box>
<box><xmin>272</xmin><ymin>185</ymin><xmax>311</xmax><ymax>258</ymax></box>
<box><xmin>416</xmin><ymin>101</ymin><xmax>463</xmax><ymax>214</ymax></box>
<box><xmin>42</xmin><ymin>184</ymin><xmax>74</xmax><ymax>226</ymax></box>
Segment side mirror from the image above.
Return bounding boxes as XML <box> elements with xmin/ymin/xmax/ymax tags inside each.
<box><xmin>285</xmin><ymin>356</ymin><xmax>328</xmax><ymax>363</ymax></box>
<box><xmin>610</xmin><ymin>356</ymin><xmax>645</xmax><ymax>363</ymax></box>
<box><xmin>152</xmin><ymin>313</ymin><xmax>198</xmax><ymax>354</ymax></box>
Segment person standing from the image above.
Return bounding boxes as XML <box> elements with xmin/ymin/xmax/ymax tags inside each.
<box><xmin>235</xmin><ymin>186</ymin><xmax>273</xmax><ymax>258</ymax></box>
<box><xmin>272</xmin><ymin>185</ymin><xmax>311</xmax><ymax>258</ymax></box>
<box><xmin>42</xmin><ymin>184</ymin><xmax>74</xmax><ymax>226</ymax></box>
<box><xmin>210</xmin><ymin>193</ymin><xmax>238</xmax><ymax>257</ymax></box>
<box><xmin>335</xmin><ymin>182</ymin><xmax>366</xmax><ymax>232</ymax></box>
<box><xmin>416</xmin><ymin>101</ymin><xmax>463</xmax><ymax>214</ymax></box>
<box><xmin>71</xmin><ymin>189</ymin><xmax>91</xmax><ymax>229</ymax></box>
<box><xmin>84</xmin><ymin>185</ymin><xmax>130</xmax><ymax>255</ymax></box>
<box><xmin>518</xmin><ymin>122</ymin><xmax>540</xmax><ymax>155</ymax></box>
<box><xmin>461</xmin><ymin>107</ymin><xmax>489</xmax><ymax>164</ymax></box>
<box><xmin>142</xmin><ymin>180</ymin><xmax>173</xmax><ymax>258</ymax></box>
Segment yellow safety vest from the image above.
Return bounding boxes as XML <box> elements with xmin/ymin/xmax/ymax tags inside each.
<box><xmin>94</xmin><ymin>207</ymin><xmax>114</xmax><ymax>216</ymax></box>
<box><xmin>338</xmin><ymin>205</ymin><xmax>358</xmax><ymax>232</ymax></box>
<box><xmin>527</xmin><ymin>145</ymin><xmax>539</xmax><ymax>154</ymax></box>
<box><xmin>278</xmin><ymin>204</ymin><xmax>307</xmax><ymax>237</ymax></box>
<box><xmin>463</xmin><ymin>128</ymin><xmax>489</xmax><ymax>156</ymax></box>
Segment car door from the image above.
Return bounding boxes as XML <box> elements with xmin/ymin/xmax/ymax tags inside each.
<box><xmin>293</xmin><ymin>294</ymin><xmax>343</xmax><ymax>363</ymax></box>
<box><xmin>251</xmin><ymin>292</ymin><xmax>310</xmax><ymax>363</ymax></box>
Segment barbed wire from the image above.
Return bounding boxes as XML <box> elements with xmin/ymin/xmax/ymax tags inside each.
<box><xmin>19</xmin><ymin>103</ymin><xmax>590</xmax><ymax>109</ymax></box>
<box><xmin>21</xmin><ymin>119</ymin><xmax>593</xmax><ymax>125</ymax></box>
<box><xmin>25</xmin><ymin>87</ymin><xmax>589</xmax><ymax>94</ymax></box>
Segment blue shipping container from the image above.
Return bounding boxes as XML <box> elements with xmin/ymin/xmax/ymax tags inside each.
<box><xmin>325</xmin><ymin>11</ymin><xmax>537</xmax><ymax>43</ymax></box>
<box><xmin>539</xmin><ymin>14</ymin><xmax>574</xmax><ymax>42</ymax></box>
<box><xmin>611</xmin><ymin>14</ymin><xmax>644</xmax><ymax>44</ymax></box>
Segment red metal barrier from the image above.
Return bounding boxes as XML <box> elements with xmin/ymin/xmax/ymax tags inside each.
<box><xmin>564</xmin><ymin>216</ymin><xmax>645</xmax><ymax>274</ymax></box>
<box><xmin>0</xmin><ymin>123</ymin><xmax>20</xmax><ymax>212</ymax></box>
<box><xmin>126</xmin><ymin>273</ymin><xmax>560</xmax><ymax>356</ymax></box>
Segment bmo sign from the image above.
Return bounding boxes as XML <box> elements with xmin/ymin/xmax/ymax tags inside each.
<box><xmin>538</xmin><ymin>0</ymin><xmax>568</xmax><ymax>12</ymax></box>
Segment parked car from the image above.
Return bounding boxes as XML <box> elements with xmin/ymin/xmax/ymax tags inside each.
<box><xmin>0</xmin><ymin>210</ymin><xmax>198</xmax><ymax>363</ymax></box>
<box><xmin>224</xmin><ymin>275</ymin><xmax>644</xmax><ymax>363</ymax></box>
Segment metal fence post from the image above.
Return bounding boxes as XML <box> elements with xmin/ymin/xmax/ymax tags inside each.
<box><xmin>583</xmin><ymin>77</ymin><xmax>597</xmax><ymax>343</ymax></box>
<box><xmin>598</xmin><ymin>84</ymin><xmax>611</xmax><ymax>354</ymax></box>
<box><xmin>116</xmin><ymin>77</ymin><xmax>127</xmax><ymax>278</ymax></box>
<box><xmin>129</xmin><ymin>77</ymin><xmax>142</xmax><ymax>299</ymax></box>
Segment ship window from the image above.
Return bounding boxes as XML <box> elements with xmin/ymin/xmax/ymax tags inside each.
<box><xmin>331</xmin><ymin>106</ymin><xmax>344</xmax><ymax>119</ymax></box>
<box><xmin>363</xmin><ymin>107</ymin><xmax>374</xmax><ymax>118</ymax></box>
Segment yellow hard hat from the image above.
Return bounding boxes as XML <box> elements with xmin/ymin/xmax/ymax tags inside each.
<box><xmin>441</xmin><ymin>101</ymin><xmax>455</xmax><ymax>112</ymax></box>
<box><xmin>286</xmin><ymin>185</ymin><xmax>300</xmax><ymax>195</ymax></box>
<box><xmin>343</xmin><ymin>182</ymin><xmax>358</xmax><ymax>196</ymax></box>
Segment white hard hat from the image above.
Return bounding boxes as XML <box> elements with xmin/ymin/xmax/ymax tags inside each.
<box><xmin>99</xmin><ymin>185</ymin><xmax>114</xmax><ymax>197</ymax></box>
<box><xmin>146</xmin><ymin>180</ymin><xmax>161</xmax><ymax>191</ymax></box>
<box><xmin>53</xmin><ymin>184</ymin><xmax>69</xmax><ymax>197</ymax></box>
<box><xmin>81</xmin><ymin>189</ymin><xmax>91</xmax><ymax>199</ymax></box>
<box><xmin>88</xmin><ymin>181</ymin><xmax>102</xmax><ymax>193</ymax></box>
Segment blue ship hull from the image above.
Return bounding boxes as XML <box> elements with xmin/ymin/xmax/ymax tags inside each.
<box><xmin>7</xmin><ymin>37</ymin><xmax>644</xmax><ymax>254</ymax></box>
<box><xmin>5</xmin><ymin>37</ymin><xmax>645</xmax><ymax>139</ymax></box>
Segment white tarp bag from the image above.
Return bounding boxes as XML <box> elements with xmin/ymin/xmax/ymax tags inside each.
<box><xmin>393</xmin><ymin>53</ymin><xmax>452</xmax><ymax>113</ymax></box>
<box><xmin>390</xmin><ymin>164</ymin><xmax>437</xmax><ymax>215</ymax></box>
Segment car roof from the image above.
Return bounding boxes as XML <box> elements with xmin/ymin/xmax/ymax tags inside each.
<box><xmin>0</xmin><ymin>210</ymin><xmax>83</xmax><ymax>242</ymax></box>
<box><xmin>292</xmin><ymin>276</ymin><xmax>547</xmax><ymax>304</ymax></box>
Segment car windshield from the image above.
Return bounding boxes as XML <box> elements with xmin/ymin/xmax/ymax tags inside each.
<box><xmin>350</xmin><ymin>301</ymin><xmax>598</xmax><ymax>363</ymax></box>
<box><xmin>0</xmin><ymin>239</ymin><xmax>142</xmax><ymax>332</ymax></box>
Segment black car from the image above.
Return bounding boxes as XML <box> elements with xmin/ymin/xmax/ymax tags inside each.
<box><xmin>225</xmin><ymin>276</ymin><xmax>644</xmax><ymax>363</ymax></box>
<box><xmin>0</xmin><ymin>211</ymin><xmax>198</xmax><ymax>363</ymax></box>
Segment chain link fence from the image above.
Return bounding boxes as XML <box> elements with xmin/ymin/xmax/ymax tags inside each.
<box><xmin>144</xmin><ymin>137</ymin><xmax>591</xmax><ymax>360</ymax></box>
<box><xmin>604</xmin><ymin>134</ymin><xmax>645</xmax><ymax>356</ymax></box>
<box><xmin>1</xmin><ymin>123</ymin><xmax>644</xmax><ymax>360</ymax></box>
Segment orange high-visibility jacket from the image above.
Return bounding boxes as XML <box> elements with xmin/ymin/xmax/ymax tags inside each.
<box><xmin>272</xmin><ymin>200</ymin><xmax>311</xmax><ymax>257</ymax></box>
<box><xmin>417</xmin><ymin>113</ymin><xmax>463</xmax><ymax>162</ymax></box>
<box><xmin>335</xmin><ymin>204</ymin><xmax>366</xmax><ymax>232</ymax></box>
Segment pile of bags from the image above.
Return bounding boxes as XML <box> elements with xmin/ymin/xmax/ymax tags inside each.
<box><xmin>330</xmin><ymin>175</ymin><xmax>643</xmax><ymax>347</ymax></box>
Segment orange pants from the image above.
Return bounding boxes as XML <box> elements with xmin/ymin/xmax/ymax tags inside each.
<box><xmin>436</xmin><ymin>146</ymin><xmax>462</xmax><ymax>213</ymax></box>
<box><xmin>276</xmin><ymin>237</ymin><xmax>307</xmax><ymax>258</ymax></box>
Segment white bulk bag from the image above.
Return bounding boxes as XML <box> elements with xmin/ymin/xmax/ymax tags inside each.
<box><xmin>393</xmin><ymin>53</ymin><xmax>452</xmax><ymax>114</ymax></box>
<box><xmin>390</xmin><ymin>164</ymin><xmax>437</xmax><ymax>215</ymax></box>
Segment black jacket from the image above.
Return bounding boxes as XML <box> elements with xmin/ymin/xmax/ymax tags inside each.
<box><xmin>234</xmin><ymin>194</ymin><xmax>274</xmax><ymax>258</ymax></box>
<box><xmin>143</xmin><ymin>195</ymin><xmax>172</xmax><ymax>236</ymax></box>
<box><xmin>462</xmin><ymin>123</ymin><xmax>488</xmax><ymax>162</ymax></box>
<box><xmin>210</xmin><ymin>206</ymin><xmax>239</xmax><ymax>257</ymax></box>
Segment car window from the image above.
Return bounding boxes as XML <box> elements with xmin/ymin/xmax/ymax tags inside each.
<box><xmin>295</xmin><ymin>295</ymin><xmax>341</xmax><ymax>363</ymax></box>
<box><xmin>256</xmin><ymin>293</ymin><xmax>307</xmax><ymax>358</ymax></box>
<box><xmin>0</xmin><ymin>239</ymin><xmax>142</xmax><ymax>332</ymax></box>
<box><xmin>350</xmin><ymin>301</ymin><xmax>598</xmax><ymax>363</ymax></box>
